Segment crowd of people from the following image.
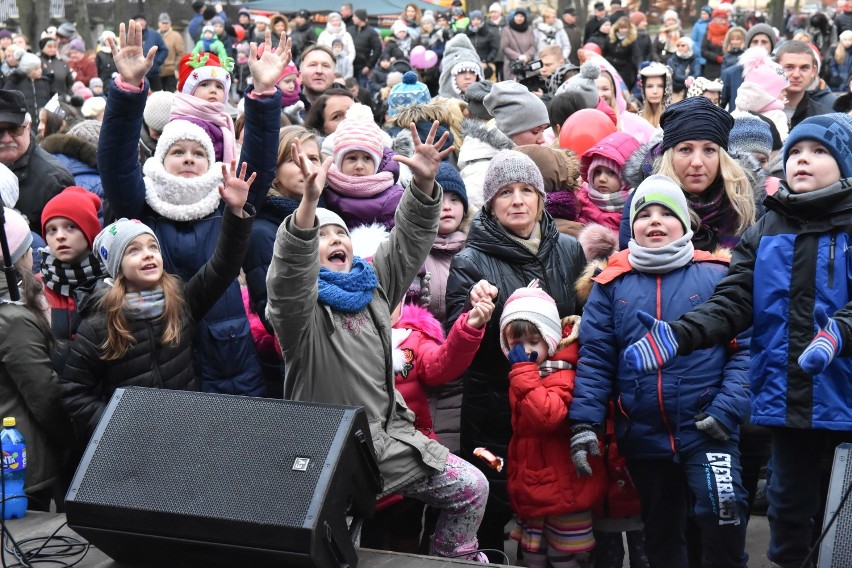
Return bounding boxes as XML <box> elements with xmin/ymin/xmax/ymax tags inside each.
<box><xmin>2</xmin><ymin>2</ymin><xmax>852</xmax><ymax>567</ymax></box>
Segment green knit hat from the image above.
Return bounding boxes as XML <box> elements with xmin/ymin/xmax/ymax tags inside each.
<box><xmin>629</xmin><ymin>174</ymin><xmax>691</xmax><ymax>235</ymax></box>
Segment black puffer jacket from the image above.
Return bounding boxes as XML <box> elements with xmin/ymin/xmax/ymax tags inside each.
<box><xmin>61</xmin><ymin>208</ymin><xmax>254</xmax><ymax>440</ymax></box>
<box><xmin>445</xmin><ymin>209</ymin><xmax>586</xmax><ymax>513</ymax></box>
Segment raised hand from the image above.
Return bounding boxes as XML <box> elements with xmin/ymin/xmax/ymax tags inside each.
<box><xmin>108</xmin><ymin>20</ymin><xmax>157</xmax><ymax>87</ymax></box>
<box><xmin>623</xmin><ymin>310</ymin><xmax>679</xmax><ymax>374</ymax></box>
<box><xmin>249</xmin><ymin>32</ymin><xmax>292</xmax><ymax>92</ymax></box>
<box><xmin>798</xmin><ymin>306</ymin><xmax>843</xmax><ymax>375</ymax></box>
<box><xmin>292</xmin><ymin>137</ymin><xmax>332</xmax><ymax>205</ymax></box>
<box><xmin>219</xmin><ymin>161</ymin><xmax>256</xmax><ymax>216</ymax></box>
<box><xmin>469</xmin><ymin>279</ymin><xmax>498</xmax><ymax>306</ymax></box>
<box><xmin>393</xmin><ymin>120</ymin><xmax>452</xmax><ymax>197</ymax></box>
<box><xmin>570</xmin><ymin>424</ymin><xmax>600</xmax><ymax>477</ymax></box>
<box><xmin>467</xmin><ymin>297</ymin><xmax>495</xmax><ymax>329</ymax></box>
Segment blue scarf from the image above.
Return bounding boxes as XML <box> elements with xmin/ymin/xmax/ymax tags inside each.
<box><xmin>317</xmin><ymin>257</ymin><xmax>378</xmax><ymax>313</ymax></box>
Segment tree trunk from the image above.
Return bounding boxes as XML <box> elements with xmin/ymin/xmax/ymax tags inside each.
<box><xmin>769</xmin><ymin>0</ymin><xmax>786</xmax><ymax>31</ymax></box>
<box><xmin>68</xmin><ymin>0</ymin><xmax>94</xmax><ymax>49</ymax></box>
<box><xmin>18</xmin><ymin>0</ymin><xmax>52</xmax><ymax>50</ymax></box>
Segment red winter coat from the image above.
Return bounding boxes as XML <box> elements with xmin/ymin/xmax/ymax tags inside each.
<box><xmin>507</xmin><ymin>325</ymin><xmax>607</xmax><ymax>519</ymax></box>
<box><xmin>593</xmin><ymin>403</ymin><xmax>642</xmax><ymax>519</ymax></box>
<box><xmin>393</xmin><ymin>305</ymin><xmax>485</xmax><ymax>442</ymax></box>
<box><xmin>576</xmin><ymin>183</ymin><xmax>624</xmax><ymax>232</ymax></box>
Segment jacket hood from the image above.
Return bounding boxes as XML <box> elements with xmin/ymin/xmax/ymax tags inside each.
<box><xmin>457</xmin><ymin>118</ymin><xmax>514</xmax><ymax>167</ymax></box>
<box><xmin>41</xmin><ymin>133</ymin><xmax>97</xmax><ymax>168</ymax></box>
<box><xmin>438</xmin><ymin>34</ymin><xmax>483</xmax><ymax>99</ymax></box>
<box><xmin>395</xmin><ymin>303</ymin><xmax>445</xmax><ymax>343</ymax></box>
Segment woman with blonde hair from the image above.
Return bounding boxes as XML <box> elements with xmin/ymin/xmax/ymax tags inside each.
<box><xmin>638</xmin><ymin>62</ymin><xmax>672</xmax><ymax>128</ymax></box>
<box><xmin>401</xmin><ymin>3</ymin><xmax>423</xmax><ymax>40</ymax></box>
<box><xmin>829</xmin><ymin>30</ymin><xmax>852</xmax><ymax>91</ymax></box>
<box><xmin>619</xmin><ymin>96</ymin><xmax>763</xmax><ymax>251</ymax></box>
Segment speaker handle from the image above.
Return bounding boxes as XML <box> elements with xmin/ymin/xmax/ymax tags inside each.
<box><xmin>355</xmin><ymin>428</ymin><xmax>383</xmax><ymax>492</ymax></box>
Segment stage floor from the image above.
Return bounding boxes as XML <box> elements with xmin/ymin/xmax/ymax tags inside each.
<box><xmin>1</xmin><ymin>512</ymin><xmax>498</xmax><ymax>567</ymax></box>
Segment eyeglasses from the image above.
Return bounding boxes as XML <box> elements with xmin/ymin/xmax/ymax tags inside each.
<box><xmin>0</xmin><ymin>124</ymin><xmax>27</xmax><ymax>137</ymax></box>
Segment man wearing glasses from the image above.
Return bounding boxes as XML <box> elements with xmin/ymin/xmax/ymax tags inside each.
<box><xmin>0</xmin><ymin>90</ymin><xmax>74</xmax><ymax>231</ymax></box>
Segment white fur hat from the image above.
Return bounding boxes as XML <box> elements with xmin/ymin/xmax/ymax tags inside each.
<box><xmin>154</xmin><ymin>120</ymin><xmax>215</xmax><ymax>169</ymax></box>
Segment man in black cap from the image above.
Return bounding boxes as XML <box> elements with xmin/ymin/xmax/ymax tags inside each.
<box><xmin>562</xmin><ymin>8</ymin><xmax>582</xmax><ymax>65</ymax></box>
<box><xmin>349</xmin><ymin>8</ymin><xmax>382</xmax><ymax>89</ymax></box>
<box><xmin>584</xmin><ymin>2</ymin><xmax>607</xmax><ymax>44</ymax></box>
<box><xmin>0</xmin><ymin>90</ymin><xmax>74</xmax><ymax>231</ymax></box>
<box><xmin>290</xmin><ymin>9</ymin><xmax>317</xmax><ymax>59</ymax></box>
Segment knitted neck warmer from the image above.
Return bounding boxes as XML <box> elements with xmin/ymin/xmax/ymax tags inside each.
<box><xmin>504</xmin><ymin>220</ymin><xmax>541</xmax><ymax>256</ymax></box>
<box><xmin>539</xmin><ymin>359</ymin><xmax>574</xmax><ymax>377</ymax></box>
<box><xmin>546</xmin><ymin>190</ymin><xmax>580</xmax><ymax>220</ymax></box>
<box><xmin>39</xmin><ymin>250</ymin><xmax>104</xmax><ymax>297</ymax></box>
<box><xmin>317</xmin><ymin>257</ymin><xmax>378</xmax><ymax>312</ymax></box>
<box><xmin>627</xmin><ymin>231</ymin><xmax>695</xmax><ymax>274</ymax></box>
<box><xmin>509</xmin><ymin>17</ymin><xmax>529</xmax><ymax>32</ymax></box>
<box><xmin>170</xmin><ymin>93</ymin><xmax>236</xmax><ymax>163</ymax></box>
<box><xmin>326</xmin><ymin>164</ymin><xmax>395</xmax><ymax>197</ymax></box>
<box><xmin>587</xmin><ymin>185</ymin><xmax>630</xmax><ymax>212</ymax></box>
<box><xmin>124</xmin><ymin>288</ymin><xmax>166</xmax><ymax>320</ymax></box>
<box><xmin>280</xmin><ymin>88</ymin><xmax>301</xmax><ymax>107</ymax></box>
<box><xmin>143</xmin><ymin>156</ymin><xmax>224</xmax><ymax>221</ymax></box>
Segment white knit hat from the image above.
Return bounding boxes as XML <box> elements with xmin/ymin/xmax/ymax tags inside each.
<box><xmin>143</xmin><ymin>91</ymin><xmax>175</xmax><ymax>133</ymax></box>
<box><xmin>153</xmin><ymin>120</ymin><xmax>215</xmax><ymax>168</ymax></box>
<box><xmin>316</xmin><ymin>208</ymin><xmax>349</xmax><ymax>236</ymax></box>
<box><xmin>499</xmin><ymin>282</ymin><xmax>562</xmax><ymax>357</ymax></box>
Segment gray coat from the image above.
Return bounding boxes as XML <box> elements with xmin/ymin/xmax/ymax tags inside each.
<box><xmin>266</xmin><ymin>183</ymin><xmax>449</xmax><ymax>496</ymax></box>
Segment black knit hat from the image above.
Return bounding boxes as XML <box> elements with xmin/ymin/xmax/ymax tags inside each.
<box><xmin>661</xmin><ymin>96</ymin><xmax>734</xmax><ymax>152</ymax></box>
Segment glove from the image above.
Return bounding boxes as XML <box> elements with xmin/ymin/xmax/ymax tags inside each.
<box><xmin>507</xmin><ymin>344</ymin><xmax>537</xmax><ymax>365</ymax></box>
<box><xmin>570</xmin><ymin>424</ymin><xmax>600</xmax><ymax>477</ymax></box>
<box><xmin>798</xmin><ymin>306</ymin><xmax>843</xmax><ymax>375</ymax></box>
<box><xmin>282</xmin><ymin>101</ymin><xmax>305</xmax><ymax>125</ymax></box>
<box><xmin>623</xmin><ymin>310</ymin><xmax>679</xmax><ymax>374</ymax></box>
<box><xmin>694</xmin><ymin>412</ymin><xmax>731</xmax><ymax>441</ymax></box>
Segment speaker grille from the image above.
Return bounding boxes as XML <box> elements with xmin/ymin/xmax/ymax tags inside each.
<box><xmin>72</xmin><ymin>389</ymin><xmax>351</xmax><ymax>543</ymax></box>
<box><xmin>821</xmin><ymin>444</ymin><xmax>852</xmax><ymax>567</ymax></box>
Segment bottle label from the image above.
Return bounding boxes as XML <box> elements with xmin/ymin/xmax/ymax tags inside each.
<box><xmin>2</xmin><ymin>444</ymin><xmax>25</xmax><ymax>472</ymax></box>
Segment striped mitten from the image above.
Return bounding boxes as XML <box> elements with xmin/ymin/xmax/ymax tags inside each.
<box><xmin>798</xmin><ymin>306</ymin><xmax>842</xmax><ymax>375</ymax></box>
<box><xmin>624</xmin><ymin>310</ymin><xmax>679</xmax><ymax>373</ymax></box>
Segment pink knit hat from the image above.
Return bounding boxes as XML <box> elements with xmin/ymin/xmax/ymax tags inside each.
<box><xmin>333</xmin><ymin>103</ymin><xmax>385</xmax><ymax>174</ymax></box>
<box><xmin>740</xmin><ymin>46</ymin><xmax>788</xmax><ymax>102</ymax></box>
<box><xmin>1</xmin><ymin>207</ymin><xmax>33</xmax><ymax>265</ymax></box>
<box><xmin>499</xmin><ymin>281</ymin><xmax>562</xmax><ymax>357</ymax></box>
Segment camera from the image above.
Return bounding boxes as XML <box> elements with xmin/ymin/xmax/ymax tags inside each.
<box><xmin>511</xmin><ymin>59</ymin><xmax>545</xmax><ymax>92</ymax></box>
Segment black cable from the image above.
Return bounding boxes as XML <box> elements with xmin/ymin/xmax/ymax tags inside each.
<box><xmin>800</xmin><ymin>477</ymin><xmax>852</xmax><ymax>568</ymax></box>
<box><xmin>2</xmin><ymin>521</ymin><xmax>89</xmax><ymax>568</ymax></box>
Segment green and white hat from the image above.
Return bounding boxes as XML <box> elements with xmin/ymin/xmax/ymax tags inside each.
<box><xmin>629</xmin><ymin>174</ymin><xmax>691</xmax><ymax>235</ymax></box>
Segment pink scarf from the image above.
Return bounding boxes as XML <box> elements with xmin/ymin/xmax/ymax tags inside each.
<box><xmin>170</xmin><ymin>92</ymin><xmax>236</xmax><ymax>163</ymax></box>
<box><xmin>326</xmin><ymin>164</ymin><xmax>395</xmax><ymax>197</ymax></box>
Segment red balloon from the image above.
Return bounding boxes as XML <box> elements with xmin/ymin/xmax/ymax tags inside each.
<box><xmin>233</xmin><ymin>24</ymin><xmax>246</xmax><ymax>42</ymax></box>
<box><xmin>558</xmin><ymin>109</ymin><xmax>618</xmax><ymax>156</ymax></box>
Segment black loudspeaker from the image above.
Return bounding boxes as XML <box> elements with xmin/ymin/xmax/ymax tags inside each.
<box><xmin>65</xmin><ymin>387</ymin><xmax>382</xmax><ymax>567</ymax></box>
<box><xmin>820</xmin><ymin>443</ymin><xmax>852</xmax><ymax>567</ymax></box>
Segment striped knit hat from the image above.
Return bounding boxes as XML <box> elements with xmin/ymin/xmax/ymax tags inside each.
<box><xmin>499</xmin><ymin>281</ymin><xmax>562</xmax><ymax>357</ymax></box>
<box><xmin>333</xmin><ymin>103</ymin><xmax>385</xmax><ymax>174</ymax></box>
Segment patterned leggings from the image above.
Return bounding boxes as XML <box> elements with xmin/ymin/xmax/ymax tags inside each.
<box><xmin>397</xmin><ymin>453</ymin><xmax>489</xmax><ymax>557</ymax></box>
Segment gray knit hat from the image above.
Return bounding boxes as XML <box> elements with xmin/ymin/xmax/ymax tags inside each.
<box><xmin>316</xmin><ymin>208</ymin><xmax>349</xmax><ymax>235</ymax></box>
<box><xmin>67</xmin><ymin>119</ymin><xmax>102</xmax><ymax>147</ymax></box>
<box><xmin>745</xmin><ymin>23</ymin><xmax>775</xmax><ymax>51</ymax></box>
<box><xmin>556</xmin><ymin>61</ymin><xmax>600</xmax><ymax>108</ymax></box>
<box><xmin>729</xmin><ymin>111</ymin><xmax>772</xmax><ymax>160</ymax></box>
<box><xmin>17</xmin><ymin>53</ymin><xmax>41</xmax><ymax>75</ymax></box>
<box><xmin>463</xmin><ymin>80</ymin><xmax>493</xmax><ymax>120</ymax></box>
<box><xmin>484</xmin><ymin>81</ymin><xmax>550</xmax><ymax>137</ymax></box>
<box><xmin>482</xmin><ymin>150</ymin><xmax>546</xmax><ymax>211</ymax></box>
<box><xmin>629</xmin><ymin>174</ymin><xmax>691</xmax><ymax>235</ymax></box>
<box><xmin>94</xmin><ymin>218</ymin><xmax>159</xmax><ymax>278</ymax></box>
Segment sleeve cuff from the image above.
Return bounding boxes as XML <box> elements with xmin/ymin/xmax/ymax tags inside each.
<box><xmin>115</xmin><ymin>77</ymin><xmax>146</xmax><ymax>93</ymax></box>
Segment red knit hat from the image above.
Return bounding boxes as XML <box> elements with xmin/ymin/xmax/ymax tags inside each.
<box><xmin>41</xmin><ymin>186</ymin><xmax>102</xmax><ymax>247</ymax></box>
<box><xmin>177</xmin><ymin>52</ymin><xmax>232</xmax><ymax>97</ymax></box>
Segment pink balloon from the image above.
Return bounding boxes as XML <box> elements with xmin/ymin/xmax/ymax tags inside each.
<box><xmin>410</xmin><ymin>45</ymin><xmax>426</xmax><ymax>58</ymax></box>
<box><xmin>421</xmin><ymin>50</ymin><xmax>438</xmax><ymax>69</ymax></box>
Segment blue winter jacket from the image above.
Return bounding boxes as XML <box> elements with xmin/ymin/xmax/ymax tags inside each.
<box><xmin>98</xmin><ymin>80</ymin><xmax>281</xmax><ymax>396</ymax></box>
<box><xmin>142</xmin><ymin>28</ymin><xmax>168</xmax><ymax>77</ymax></box>
<box><xmin>570</xmin><ymin>250</ymin><xmax>751</xmax><ymax>459</ymax></box>
<box><xmin>671</xmin><ymin>178</ymin><xmax>852</xmax><ymax>431</ymax></box>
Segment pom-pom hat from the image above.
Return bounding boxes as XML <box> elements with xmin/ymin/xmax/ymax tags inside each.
<box><xmin>177</xmin><ymin>52</ymin><xmax>232</xmax><ymax>98</ymax></box>
<box><xmin>387</xmin><ymin>71</ymin><xmax>432</xmax><ymax>117</ymax></box>
<box><xmin>499</xmin><ymin>281</ymin><xmax>562</xmax><ymax>357</ymax></box>
<box><xmin>0</xmin><ymin>208</ymin><xmax>32</xmax><ymax>266</ymax></box>
<box><xmin>41</xmin><ymin>186</ymin><xmax>102</xmax><ymax>247</ymax></box>
<box><xmin>556</xmin><ymin>61</ymin><xmax>600</xmax><ymax>108</ymax></box>
<box><xmin>333</xmin><ymin>104</ymin><xmax>386</xmax><ymax>174</ymax></box>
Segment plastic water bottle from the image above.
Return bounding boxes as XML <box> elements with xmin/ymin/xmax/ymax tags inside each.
<box><xmin>1</xmin><ymin>417</ymin><xmax>27</xmax><ymax>519</ymax></box>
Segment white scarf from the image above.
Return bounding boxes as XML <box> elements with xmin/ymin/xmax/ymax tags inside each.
<box><xmin>143</xmin><ymin>157</ymin><xmax>224</xmax><ymax>221</ymax></box>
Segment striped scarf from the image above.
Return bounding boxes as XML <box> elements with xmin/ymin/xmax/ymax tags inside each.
<box><xmin>539</xmin><ymin>359</ymin><xmax>574</xmax><ymax>377</ymax></box>
<box><xmin>39</xmin><ymin>250</ymin><xmax>105</xmax><ymax>297</ymax></box>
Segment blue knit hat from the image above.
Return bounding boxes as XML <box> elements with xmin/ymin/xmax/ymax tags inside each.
<box><xmin>387</xmin><ymin>71</ymin><xmax>432</xmax><ymax>117</ymax></box>
<box><xmin>729</xmin><ymin>111</ymin><xmax>773</xmax><ymax>160</ymax></box>
<box><xmin>782</xmin><ymin>113</ymin><xmax>852</xmax><ymax>179</ymax></box>
<box><xmin>436</xmin><ymin>162</ymin><xmax>468</xmax><ymax>214</ymax></box>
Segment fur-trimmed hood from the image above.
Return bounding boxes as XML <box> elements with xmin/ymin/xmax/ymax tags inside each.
<box><xmin>574</xmin><ymin>246</ymin><xmax>733</xmax><ymax>302</ymax></box>
<box><xmin>395</xmin><ymin>303</ymin><xmax>445</xmax><ymax>344</ymax></box>
<box><xmin>457</xmin><ymin>118</ymin><xmax>514</xmax><ymax>167</ymax></box>
<box><xmin>41</xmin><ymin>133</ymin><xmax>97</xmax><ymax>168</ymax></box>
